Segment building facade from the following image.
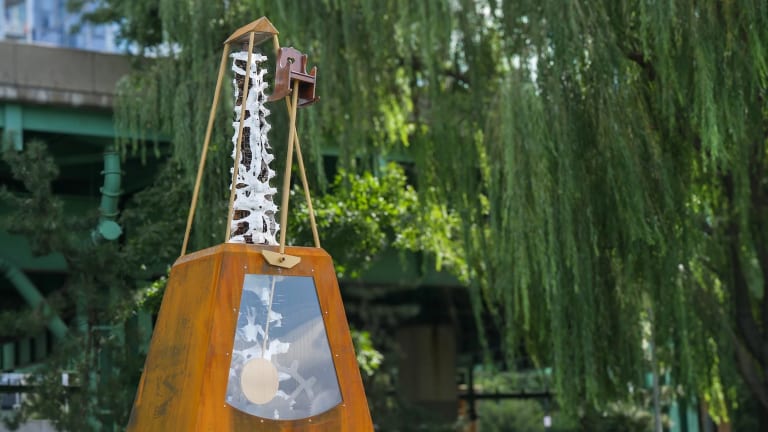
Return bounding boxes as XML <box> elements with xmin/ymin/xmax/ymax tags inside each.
<box><xmin>1</xmin><ymin>0</ymin><xmax>118</xmax><ymax>52</ymax></box>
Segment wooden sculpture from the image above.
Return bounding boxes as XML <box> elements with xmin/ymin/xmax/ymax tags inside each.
<box><xmin>127</xmin><ymin>17</ymin><xmax>374</xmax><ymax>431</ymax></box>
<box><xmin>269</xmin><ymin>47</ymin><xmax>319</xmax><ymax>107</ymax></box>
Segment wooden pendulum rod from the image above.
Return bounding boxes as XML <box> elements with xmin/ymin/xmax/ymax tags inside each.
<box><xmin>278</xmin><ymin>79</ymin><xmax>300</xmax><ymax>254</ymax></box>
<box><xmin>225</xmin><ymin>32</ymin><xmax>257</xmax><ymax>242</ymax></box>
<box><xmin>272</xmin><ymin>36</ymin><xmax>322</xmax><ymax>249</ymax></box>
<box><xmin>181</xmin><ymin>44</ymin><xmax>232</xmax><ymax>257</ymax></box>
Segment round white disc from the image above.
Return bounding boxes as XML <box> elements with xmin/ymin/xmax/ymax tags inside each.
<box><xmin>240</xmin><ymin>357</ymin><xmax>279</xmax><ymax>404</ymax></box>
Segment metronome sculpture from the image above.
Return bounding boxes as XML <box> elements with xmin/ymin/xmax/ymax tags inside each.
<box><xmin>127</xmin><ymin>17</ymin><xmax>373</xmax><ymax>431</ymax></box>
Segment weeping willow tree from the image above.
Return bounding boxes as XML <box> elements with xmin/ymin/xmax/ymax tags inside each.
<box><xmin>467</xmin><ymin>2</ymin><xmax>768</xmax><ymax>423</ymax></box>
<box><xmin>76</xmin><ymin>0</ymin><xmax>768</xmax><ymax>423</ymax></box>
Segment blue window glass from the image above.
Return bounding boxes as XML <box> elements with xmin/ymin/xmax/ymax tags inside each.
<box><xmin>226</xmin><ymin>275</ymin><xmax>342</xmax><ymax>420</ymax></box>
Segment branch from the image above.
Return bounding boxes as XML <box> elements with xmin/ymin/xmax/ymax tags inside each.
<box><xmin>626</xmin><ymin>51</ymin><xmax>656</xmax><ymax>82</ymax></box>
<box><xmin>723</xmin><ymin>173</ymin><xmax>768</xmax><ymax>363</ymax></box>
<box><xmin>748</xmin><ymin>142</ymin><xmax>768</xmax><ymax>333</ymax></box>
<box><xmin>689</xmin><ymin>279</ymin><xmax>768</xmax><ymax>412</ymax></box>
<box><xmin>730</xmin><ymin>240</ymin><xmax>767</xmax><ymax>360</ymax></box>
<box><xmin>400</xmin><ymin>55</ymin><xmax>471</xmax><ymax>86</ymax></box>
<box><xmin>734</xmin><ymin>336</ymin><xmax>768</xmax><ymax>410</ymax></box>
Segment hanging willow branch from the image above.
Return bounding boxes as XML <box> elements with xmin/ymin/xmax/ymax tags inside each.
<box><xmin>96</xmin><ymin>0</ymin><xmax>768</xmax><ymax>417</ymax></box>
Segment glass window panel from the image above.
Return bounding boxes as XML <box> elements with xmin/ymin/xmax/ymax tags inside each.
<box><xmin>226</xmin><ymin>275</ymin><xmax>342</xmax><ymax>420</ymax></box>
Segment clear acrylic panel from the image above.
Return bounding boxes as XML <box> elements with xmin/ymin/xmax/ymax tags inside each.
<box><xmin>225</xmin><ymin>275</ymin><xmax>342</xmax><ymax>420</ymax></box>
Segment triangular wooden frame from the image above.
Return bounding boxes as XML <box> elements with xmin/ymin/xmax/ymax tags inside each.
<box><xmin>224</xmin><ymin>16</ymin><xmax>279</xmax><ymax>46</ymax></box>
<box><xmin>142</xmin><ymin>16</ymin><xmax>373</xmax><ymax>431</ymax></box>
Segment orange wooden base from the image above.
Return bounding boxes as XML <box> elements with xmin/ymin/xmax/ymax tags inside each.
<box><xmin>127</xmin><ymin>243</ymin><xmax>373</xmax><ymax>431</ymax></box>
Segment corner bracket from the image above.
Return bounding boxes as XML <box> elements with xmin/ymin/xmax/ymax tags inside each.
<box><xmin>262</xmin><ymin>250</ymin><xmax>301</xmax><ymax>269</ymax></box>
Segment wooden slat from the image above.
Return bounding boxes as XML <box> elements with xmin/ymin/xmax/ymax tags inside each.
<box><xmin>127</xmin><ymin>251</ymin><xmax>222</xmax><ymax>431</ymax></box>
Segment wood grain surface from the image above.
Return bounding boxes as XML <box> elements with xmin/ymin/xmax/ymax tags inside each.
<box><xmin>127</xmin><ymin>243</ymin><xmax>373</xmax><ymax>431</ymax></box>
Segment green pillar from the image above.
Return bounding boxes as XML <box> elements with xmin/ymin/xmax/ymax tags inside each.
<box><xmin>3</xmin><ymin>104</ymin><xmax>23</xmax><ymax>151</ymax></box>
<box><xmin>2</xmin><ymin>342</ymin><xmax>15</xmax><ymax>370</ymax></box>
<box><xmin>18</xmin><ymin>338</ymin><xmax>31</xmax><ymax>366</ymax></box>
<box><xmin>34</xmin><ymin>331</ymin><xmax>48</xmax><ymax>362</ymax></box>
<box><xmin>669</xmin><ymin>397</ymin><xmax>700</xmax><ymax>432</ymax></box>
<box><xmin>138</xmin><ymin>309</ymin><xmax>153</xmax><ymax>353</ymax></box>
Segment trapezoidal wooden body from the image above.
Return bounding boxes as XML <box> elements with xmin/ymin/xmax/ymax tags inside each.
<box><xmin>127</xmin><ymin>244</ymin><xmax>373</xmax><ymax>431</ymax></box>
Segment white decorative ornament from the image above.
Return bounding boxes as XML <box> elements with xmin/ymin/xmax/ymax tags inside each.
<box><xmin>229</xmin><ymin>50</ymin><xmax>279</xmax><ymax>245</ymax></box>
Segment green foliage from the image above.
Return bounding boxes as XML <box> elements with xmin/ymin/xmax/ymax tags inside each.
<box><xmin>290</xmin><ymin>163</ymin><xmax>463</xmax><ymax>279</ymax></box>
<box><xmin>0</xmin><ymin>142</ymin><xmax>137</xmax><ymax>431</ymax></box>
<box><xmin>464</xmin><ymin>1</ymin><xmax>768</xmax><ymax>418</ymax></box>
<box><xmin>72</xmin><ymin>0</ymin><xmax>768</xmax><ymax>423</ymax></box>
<box><xmin>473</xmin><ymin>369</ymin><xmax>661</xmax><ymax>432</ymax></box>
<box><xmin>575</xmin><ymin>404</ymin><xmax>656</xmax><ymax>432</ymax></box>
<box><xmin>1</xmin><ymin>141</ymin><xmax>69</xmax><ymax>257</ymax></box>
<box><xmin>477</xmin><ymin>400</ymin><xmax>568</xmax><ymax>432</ymax></box>
<box><xmin>132</xmin><ymin>272</ymin><xmax>168</xmax><ymax>316</ymax></box>
<box><xmin>350</xmin><ymin>330</ymin><xmax>383</xmax><ymax>377</ymax></box>
<box><xmin>119</xmin><ymin>161</ymin><xmax>190</xmax><ymax>267</ymax></box>
<box><xmin>4</xmin><ymin>333</ymin><xmax>144</xmax><ymax>432</ymax></box>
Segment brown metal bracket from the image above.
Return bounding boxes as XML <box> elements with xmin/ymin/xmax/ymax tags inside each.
<box><xmin>261</xmin><ymin>250</ymin><xmax>301</xmax><ymax>269</ymax></box>
<box><xmin>268</xmin><ymin>47</ymin><xmax>319</xmax><ymax>107</ymax></box>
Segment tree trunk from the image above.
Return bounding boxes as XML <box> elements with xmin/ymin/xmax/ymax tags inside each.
<box><xmin>759</xmin><ymin>406</ymin><xmax>768</xmax><ymax>432</ymax></box>
<box><xmin>724</xmin><ymin>173</ymin><xmax>768</xmax><ymax>417</ymax></box>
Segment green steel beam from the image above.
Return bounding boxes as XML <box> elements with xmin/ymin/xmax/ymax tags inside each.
<box><xmin>3</xmin><ymin>103</ymin><xmax>23</xmax><ymax>150</ymax></box>
<box><xmin>1</xmin><ymin>103</ymin><xmax>166</xmax><ymax>140</ymax></box>
<box><xmin>18</xmin><ymin>337</ymin><xmax>31</xmax><ymax>366</ymax></box>
<box><xmin>34</xmin><ymin>331</ymin><xmax>47</xmax><ymax>363</ymax></box>
<box><xmin>21</xmin><ymin>105</ymin><xmax>115</xmax><ymax>138</ymax></box>
<box><xmin>2</xmin><ymin>342</ymin><xmax>14</xmax><ymax>370</ymax></box>
<box><xmin>0</xmin><ymin>258</ymin><xmax>68</xmax><ymax>340</ymax></box>
<box><xmin>0</xmin><ymin>231</ymin><xmax>68</xmax><ymax>272</ymax></box>
<box><xmin>55</xmin><ymin>153</ymin><xmax>110</xmax><ymax>166</ymax></box>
